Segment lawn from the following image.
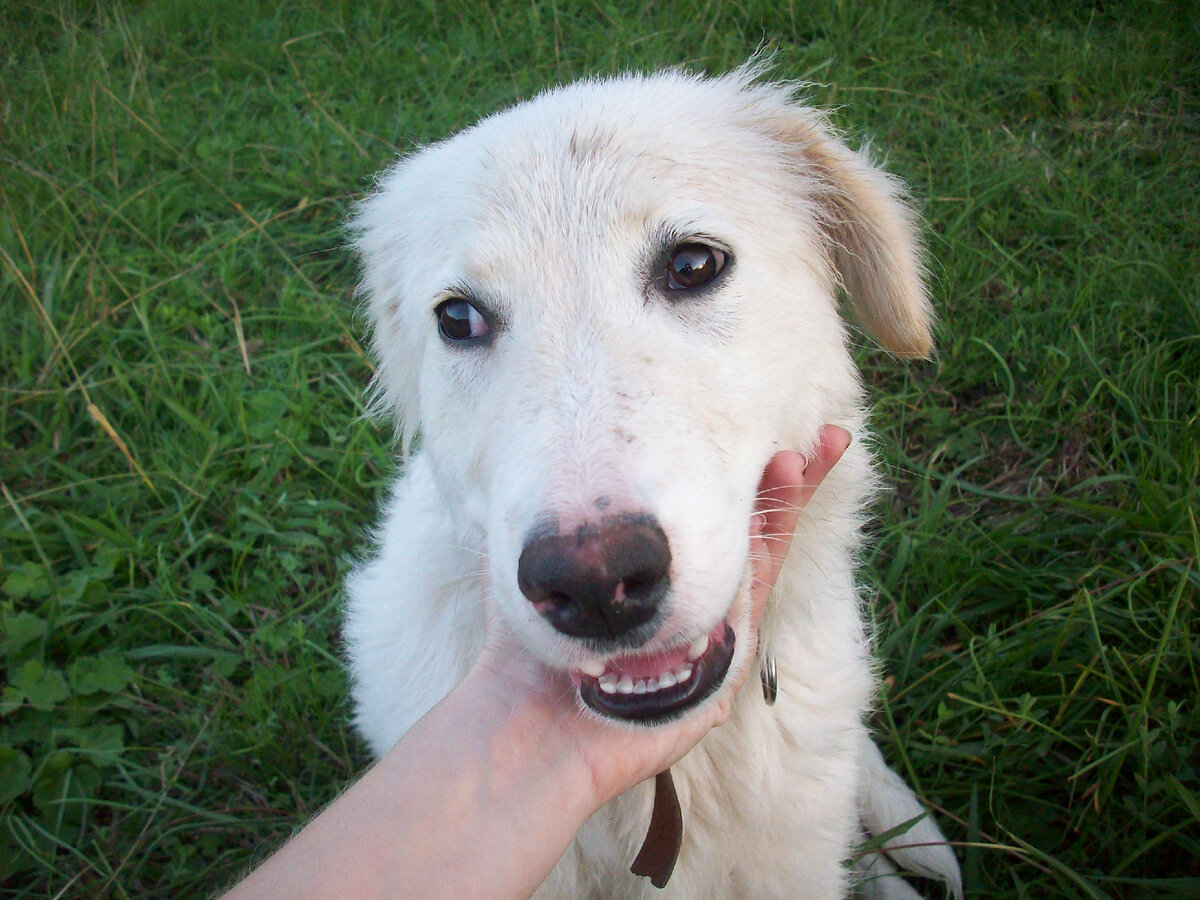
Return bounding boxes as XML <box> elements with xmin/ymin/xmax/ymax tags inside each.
<box><xmin>2</xmin><ymin>0</ymin><xmax>1197</xmax><ymax>896</ymax></box>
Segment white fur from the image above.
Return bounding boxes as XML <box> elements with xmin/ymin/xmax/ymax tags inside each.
<box><xmin>345</xmin><ymin>66</ymin><xmax>961</xmax><ymax>899</ymax></box>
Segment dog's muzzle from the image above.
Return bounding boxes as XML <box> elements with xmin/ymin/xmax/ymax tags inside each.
<box><xmin>517</xmin><ymin>514</ymin><xmax>736</xmax><ymax>724</ymax></box>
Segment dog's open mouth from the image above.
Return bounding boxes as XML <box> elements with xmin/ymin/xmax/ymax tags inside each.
<box><xmin>575</xmin><ymin>622</ymin><xmax>735</xmax><ymax>724</ymax></box>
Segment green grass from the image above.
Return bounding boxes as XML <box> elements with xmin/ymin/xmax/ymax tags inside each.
<box><xmin>2</xmin><ymin>0</ymin><xmax>1197</xmax><ymax>896</ymax></box>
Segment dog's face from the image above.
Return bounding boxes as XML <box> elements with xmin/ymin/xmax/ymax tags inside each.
<box><xmin>356</xmin><ymin>69</ymin><xmax>930</xmax><ymax>725</ymax></box>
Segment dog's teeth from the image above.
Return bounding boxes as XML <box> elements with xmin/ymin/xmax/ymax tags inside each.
<box><xmin>687</xmin><ymin>635</ymin><xmax>709</xmax><ymax>661</ymax></box>
<box><xmin>592</xmin><ymin>662</ymin><xmax>694</xmax><ymax>698</ymax></box>
<box><xmin>579</xmin><ymin>659</ymin><xmax>605</xmax><ymax>678</ymax></box>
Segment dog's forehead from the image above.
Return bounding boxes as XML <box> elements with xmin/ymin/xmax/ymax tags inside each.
<box><xmin>408</xmin><ymin>76</ymin><xmax>792</xmax><ymax>274</ymax></box>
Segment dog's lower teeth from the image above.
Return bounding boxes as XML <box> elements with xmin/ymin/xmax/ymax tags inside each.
<box><xmin>617</xmin><ymin>675</ymin><xmax>635</xmax><ymax>694</ymax></box>
<box><xmin>659</xmin><ymin>671</ymin><xmax>678</xmax><ymax>689</ymax></box>
<box><xmin>687</xmin><ymin>635</ymin><xmax>709</xmax><ymax>661</ymax></box>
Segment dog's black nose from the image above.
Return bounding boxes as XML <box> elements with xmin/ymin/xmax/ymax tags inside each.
<box><xmin>517</xmin><ymin>516</ymin><xmax>670</xmax><ymax>640</ymax></box>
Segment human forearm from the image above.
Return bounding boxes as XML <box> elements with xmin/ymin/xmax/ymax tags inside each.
<box><xmin>225</xmin><ymin>668</ymin><xmax>598</xmax><ymax>900</ymax></box>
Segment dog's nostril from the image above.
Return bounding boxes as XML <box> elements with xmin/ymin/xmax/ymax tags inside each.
<box><xmin>619</xmin><ymin>572</ymin><xmax>655</xmax><ymax>602</ymax></box>
<box><xmin>518</xmin><ymin>516</ymin><xmax>670</xmax><ymax>641</ymax></box>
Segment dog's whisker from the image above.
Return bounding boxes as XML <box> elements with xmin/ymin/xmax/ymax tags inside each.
<box><xmin>753</xmin><ymin>537</ymin><xmax>802</xmax><ymax>550</ymax></box>
<box><xmin>752</xmin><ymin>506</ymin><xmax>805</xmax><ymax>521</ymax></box>
<box><xmin>754</xmin><ymin>481</ymin><xmax>814</xmax><ymax>496</ymax></box>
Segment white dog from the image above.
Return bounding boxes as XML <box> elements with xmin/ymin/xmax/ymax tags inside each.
<box><xmin>345</xmin><ymin>65</ymin><xmax>962</xmax><ymax>899</ymax></box>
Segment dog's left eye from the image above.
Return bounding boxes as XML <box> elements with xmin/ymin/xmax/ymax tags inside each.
<box><xmin>665</xmin><ymin>243</ymin><xmax>727</xmax><ymax>291</ymax></box>
<box><xmin>435</xmin><ymin>298</ymin><xmax>490</xmax><ymax>343</ymax></box>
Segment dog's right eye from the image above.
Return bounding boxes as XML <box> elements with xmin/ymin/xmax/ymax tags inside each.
<box><xmin>435</xmin><ymin>298</ymin><xmax>490</xmax><ymax>343</ymax></box>
<box><xmin>664</xmin><ymin>243</ymin><xmax>727</xmax><ymax>291</ymax></box>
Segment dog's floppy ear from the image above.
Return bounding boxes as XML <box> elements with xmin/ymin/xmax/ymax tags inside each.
<box><xmin>351</xmin><ymin>159</ymin><xmax>428</xmax><ymax>454</ymax></box>
<box><xmin>758</xmin><ymin>104</ymin><xmax>933</xmax><ymax>358</ymax></box>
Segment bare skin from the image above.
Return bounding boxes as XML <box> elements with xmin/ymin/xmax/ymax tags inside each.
<box><xmin>224</xmin><ymin>426</ymin><xmax>851</xmax><ymax>900</ymax></box>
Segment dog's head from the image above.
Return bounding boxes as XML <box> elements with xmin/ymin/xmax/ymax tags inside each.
<box><xmin>354</xmin><ymin>67</ymin><xmax>930</xmax><ymax>725</ymax></box>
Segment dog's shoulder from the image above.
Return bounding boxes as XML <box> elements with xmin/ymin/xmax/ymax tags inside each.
<box><xmin>344</xmin><ymin>456</ymin><xmax>486</xmax><ymax>754</ymax></box>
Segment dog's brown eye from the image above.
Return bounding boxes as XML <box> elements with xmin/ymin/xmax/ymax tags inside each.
<box><xmin>666</xmin><ymin>243</ymin><xmax>726</xmax><ymax>290</ymax></box>
<box><xmin>436</xmin><ymin>298</ymin><xmax>490</xmax><ymax>343</ymax></box>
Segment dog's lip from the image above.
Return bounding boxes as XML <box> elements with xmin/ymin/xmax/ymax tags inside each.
<box><xmin>576</xmin><ymin>622</ymin><xmax>723</xmax><ymax>681</ymax></box>
<box><xmin>574</xmin><ymin>622</ymin><xmax>735</xmax><ymax>725</ymax></box>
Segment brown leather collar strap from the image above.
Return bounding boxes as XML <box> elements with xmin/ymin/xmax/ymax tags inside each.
<box><xmin>630</xmin><ymin>768</ymin><xmax>683</xmax><ymax>888</ymax></box>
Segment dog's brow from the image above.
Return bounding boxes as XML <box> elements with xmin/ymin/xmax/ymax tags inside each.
<box><xmin>646</xmin><ymin>223</ymin><xmax>732</xmax><ymax>259</ymax></box>
<box><xmin>438</xmin><ymin>281</ymin><xmax>507</xmax><ymax>326</ymax></box>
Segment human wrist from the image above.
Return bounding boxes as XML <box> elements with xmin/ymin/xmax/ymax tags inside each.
<box><xmin>454</xmin><ymin>659</ymin><xmax>608</xmax><ymax>830</ymax></box>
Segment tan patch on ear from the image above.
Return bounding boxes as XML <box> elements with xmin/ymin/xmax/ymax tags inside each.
<box><xmin>755</xmin><ymin>108</ymin><xmax>934</xmax><ymax>358</ymax></box>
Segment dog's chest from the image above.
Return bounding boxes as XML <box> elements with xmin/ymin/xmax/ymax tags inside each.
<box><xmin>538</xmin><ymin>702</ymin><xmax>862</xmax><ymax>900</ymax></box>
